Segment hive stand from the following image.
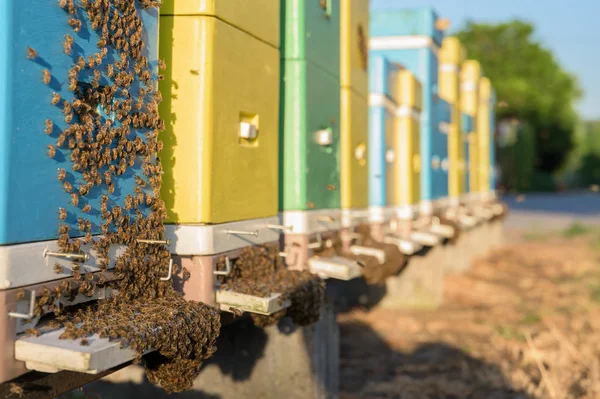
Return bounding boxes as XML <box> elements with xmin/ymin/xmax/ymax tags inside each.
<box><xmin>90</xmin><ymin>302</ymin><xmax>340</xmax><ymax>399</ymax></box>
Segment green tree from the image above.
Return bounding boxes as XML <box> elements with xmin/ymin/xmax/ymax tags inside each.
<box><xmin>455</xmin><ymin>20</ymin><xmax>581</xmax><ymax>175</ymax></box>
<box><xmin>498</xmin><ymin>121</ymin><xmax>536</xmax><ymax>191</ymax></box>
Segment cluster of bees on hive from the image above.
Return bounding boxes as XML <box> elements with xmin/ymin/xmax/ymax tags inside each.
<box><xmin>216</xmin><ymin>244</ymin><xmax>325</xmax><ymax>328</ymax></box>
<box><xmin>24</xmin><ymin>0</ymin><xmax>220</xmax><ymax>393</ymax></box>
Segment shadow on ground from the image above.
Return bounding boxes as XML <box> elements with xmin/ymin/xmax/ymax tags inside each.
<box><xmin>339</xmin><ymin>320</ymin><xmax>533</xmax><ymax>399</ymax></box>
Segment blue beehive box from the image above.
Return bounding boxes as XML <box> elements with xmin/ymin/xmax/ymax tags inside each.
<box><xmin>369</xmin><ymin>7</ymin><xmax>444</xmax><ymax>208</ymax></box>
<box><xmin>368</xmin><ymin>56</ymin><xmax>399</xmax><ymax>212</ymax></box>
<box><xmin>489</xmin><ymin>88</ymin><xmax>497</xmax><ymax>192</ymax></box>
<box><xmin>0</xmin><ymin>2</ymin><xmax>159</xmax><ymax>246</ymax></box>
<box><xmin>432</xmin><ymin>97</ymin><xmax>450</xmax><ymax>202</ymax></box>
<box><xmin>461</xmin><ymin>113</ymin><xmax>473</xmax><ymax>193</ymax></box>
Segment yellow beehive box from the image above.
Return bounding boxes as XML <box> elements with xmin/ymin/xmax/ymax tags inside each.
<box><xmin>397</xmin><ymin>69</ymin><xmax>423</xmax><ymax>112</ymax></box>
<box><xmin>460</xmin><ymin>60</ymin><xmax>481</xmax><ymax>194</ymax></box>
<box><xmin>159</xmin><ymin>16</ymin><xmax>280</xmax><ymax>224</ymax></box>
<box><xmin>341</xmin><ymin>88</ymin><xmax>369</xmax><ymax>210</ymax></box>
<box><xmin>391</xmin><ymin>69</ymin><xmax>421</xmax><ymax>209</ymax></box>
<box><xmin>340</xmin><ymin>0</ymin><xmax>369</xmax><ymax>96</ymax></box>
<box><xmin>478</xmin><ymin>77</ymin><xmax>492</xmax><ymax>194</ymax></box>
<box><xmin>160</xmin><ymin>0</ymin><xmax>280</xmax><ymax>48</ymax></box>
<box><xmin>439</xmin><ymin>37</ymin><xmax>466</xmax><ymax>200</ymax></box>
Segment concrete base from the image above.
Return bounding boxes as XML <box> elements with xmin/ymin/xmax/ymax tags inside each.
<box><xmin>85</xmin><ymin>303</ymin><xmax>340</xmax><ymax>399</ymax></box>
<box><xmin>378</xmin><ymin>245</ymin><xmax>446</xmax><ymax>310</ymax></box>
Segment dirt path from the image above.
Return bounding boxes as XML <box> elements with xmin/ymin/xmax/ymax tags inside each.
<box><xmin>339</xmin><ymin>230</ymin><xmax>600</xmax><ymax>399</ymax></box>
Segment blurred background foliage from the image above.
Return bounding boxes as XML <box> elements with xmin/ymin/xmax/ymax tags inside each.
<box><xmin>456</xmin><ymin>20</ymin><xmax>587</xmax><ymax>192</ymax></box>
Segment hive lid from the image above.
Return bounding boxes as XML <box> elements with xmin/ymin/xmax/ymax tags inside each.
<box><xmin>160</xmin><ymin>0</ymin><xmax>280</xmax><ymax>48</ymax></box>
<box><xmin>369</xmin><ymin>8</ymin><xmax>444</xmax><ymax>47</ymax></box>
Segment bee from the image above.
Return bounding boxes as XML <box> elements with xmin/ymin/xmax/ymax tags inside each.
<box><xmin>158</xmin><ymin>58</ymin><xmax>166</xmax><ymax>70</ymax></box>
<box><xmin>53</xmin><ymin>263</ymin><xmax>63</xmax><ymax>274</ymax></box>
<box><xmin>58</xmin><ymin>224</ymin><xmax>70</xmax><ymax>235</ymax></box>
<box><xmin>97</xmin><ymin>37</ymin><xmax>107</xmax><ymax>48</ymax></box>
<box><xmin>57</xmin><ymin>168</ymin><xmax>66</xmax><ymax>181</ymax></box>
<box><xmin>65</xmin><ymin>113</ymin><xmax>73</xmax><ymax>124</ymax></box>
<box><xmin>63</xmin><ymin>34</ymin><xmax>73</xmax><ymax>55</ymax></box>
<box><xmin>43</xmin><ymin>69</ymin><xmax>51</xmax><ymax>85</ymax></box>
<box><xmin>16</xmin><ymin>289</ymin><xmax>25</xmax><ymax>300</ymax></box>
<box><xmin>82</xmin><ymin>232</ymin><xmax>93</xmax><ymax>244</ymax></box>
<box><xmin>229</xmin><ymin>307</ymin><xmax>243</xmax><ymax>318</ymax></box>
<box><xmin>327</xmin><ymin>184</ymin><xmax>336</xmax><ymax>191</ymax></box>
<box><xmin>47</xmin><ymin>145</ymin><xmax>56</xmax><ymax>158</ymax></box>
<box><xmin>63</xmin><ymin>181</ymin><xmax>72</xmax><ymax>193</ymax></box>
<box><xmin>82</xmin><ymin>204</ymin><xmax>91</xmax><ymax>213</ymax></box>
<box><xmin>9</xmin><ymin>383</ymin><xmax>24</xmax><ymax>398</ymax></box>
<box><xmin>68</xmin><ymin>78</ymin><xmax>77</xmax><ymax>91</ymax></box>
<box><xmin>58</xmin><ymin>207</ymin><xmax>67</xmax><ymax>220</ymax></box>
<box><xmin>71</xmin><ymin>193</ymin><xmax>79</xmax><ymax>207</ymax></box>
<box><xmin>26</xmin><ymin>47</ymin><xmax>38</xmax><ymax>59</ymax></box>
<box><xmin>307</xmin><ymin>202</ymin><xmax>315</xmax><ymax>209</ymax></box>
<box><xmin>80</xmin><ymin>338</ymin><xmax>89</xmax><ymax>346</ymax></box>
<box><xmin>44</xmin><ymin>119</ymin><xmax>53</xmax><ymax>135</ymax></box>
<box><xmin>68</xmin><ymin>17</ymin><xmax>82</xmax><ymax>33</ymax></box>
<box><xmin>25</xmin><ymin>328</ymin><xmax>40</xmax><ymax>337</ymax></box>
<box><xmin>79</xmin><ymin>184</ymin><xmax>90</xmax><ymax>196</ymax></box>
<box><xmin>51</xmin><ymin>92</ymin><xmax>61</xmax><ymax>106</ymax></box>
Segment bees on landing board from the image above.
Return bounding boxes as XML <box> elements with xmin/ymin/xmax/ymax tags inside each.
<box><xmin>58</xmin><ymin>207</ymin><xmax>67</xmax><ymax>220</ymax></box>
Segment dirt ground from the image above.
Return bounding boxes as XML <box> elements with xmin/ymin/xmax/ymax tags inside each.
<box><xmin>339</xmin><ymin>225</ymin><xmax>600</xmax><ymax>399</ymax></box>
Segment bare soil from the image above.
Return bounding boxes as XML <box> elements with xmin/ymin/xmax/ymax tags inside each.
<box><xmin>339</xmin><ymin>232</ymin><xmax>600</xmax><ymax>399</ymax></box>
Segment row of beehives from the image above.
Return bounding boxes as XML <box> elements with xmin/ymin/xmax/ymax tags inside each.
<box><xmin>0</xmin><ymin>0</ymin><xmax>504</xmax><ymax>384</ymax></box>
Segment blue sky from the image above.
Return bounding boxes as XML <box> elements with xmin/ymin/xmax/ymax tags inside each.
<box><xmin>371</xmin><ymin>0</ymin><xmax>600</xmax><ymax>120</ymax></box>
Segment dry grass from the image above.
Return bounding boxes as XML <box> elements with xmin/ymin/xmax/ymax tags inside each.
<box><xmin>339</xmin><ymin>234</ymin><xmax>600</xmax><ymax>398</ymax></box>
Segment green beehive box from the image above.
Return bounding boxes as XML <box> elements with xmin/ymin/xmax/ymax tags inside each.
<box><xmin>280</xmin><ymin>0</ymin><xmax>342</xmax><ymax>211</ymax></box>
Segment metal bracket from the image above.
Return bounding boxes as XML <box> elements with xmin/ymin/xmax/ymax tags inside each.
<box><xmin>266</xmin><ymin>224</ymin><xmax>293</xmax><ymax>233</ymax></box>
<box><xmin>43</xmin><ymin>249</ymin><xmax>89</xmax><ymax>262</ymax></box>
<box><xmin>213</xmin><ymin>257</ymin><xmax>232</xmax><ymax>276</ymax></box>
<box><xmin>137</xmin><ymin>239</ymin><xmax>171</xmax><ymax>246</ymax></box>
<box><xmin>160</xmin><ymin>259</ymin><xmax>173</xmax><ymax>281</ymax></box>
<box><xmin>9</xmin><ymin>290</ymin><xmax>36</xmax><ymax>320</ymax></box>
<box><xmin>307</xmin><ymin>233</ymin><xmax>323</xmax><ymax>250</ymax></box>
<box><xmin>225</xmin><ymin>229</ymin><xmax>259</xmax><ymax>237</ymax></box>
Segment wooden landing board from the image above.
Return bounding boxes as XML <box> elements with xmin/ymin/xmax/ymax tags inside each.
<box><xmin>15</xmin><ymin>329</ymin><xmax>137</xmax><ymax>375</ymax></box>
<box><xmin>308</xmin><ymin>256</ymin><xmax>363</xmax><ymax>281</ymax></box>
<box><xmin>383</xmin><ymin>237</ymin><xmax>423</xmax><ymax>255</ymax></box>
<box><xmin>216</xmin><ymin>290</ymin><xmax>290</xmax><ymax>316</ymax></box>
<box><xmin>410</xmin><ymin>231</ymin><xmax>442</xmax><ymax>247</ymax></box>
<box><xmin>428</xmin><ymin>223</ymin><xmax>455</xmax><ymax>239</ymax></box>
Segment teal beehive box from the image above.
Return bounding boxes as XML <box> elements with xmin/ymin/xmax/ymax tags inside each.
<box><xmin>280</xmin><ymin>0</ymin><xmax>342</xmax><ymax>211</ymax></box>
<box><xmin>369</xmin><ymin>7</ymin><xmax>446</xmax><ymax>212</ymax></box>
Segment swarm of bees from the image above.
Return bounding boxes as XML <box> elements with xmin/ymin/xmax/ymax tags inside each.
<box><xmin>216</xmin><ymin>244</ymin><xmax>325</xmax><ymax>327</ymax></box>
<box><xmin>341</xmin><ymin>225</ymin><xmax>405</xmax><ymax>285</ymax></box>
<box><xmin>26</xmin><ymin>0</ymin><xmax>221</xmax><ymax>392</ymax></box>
